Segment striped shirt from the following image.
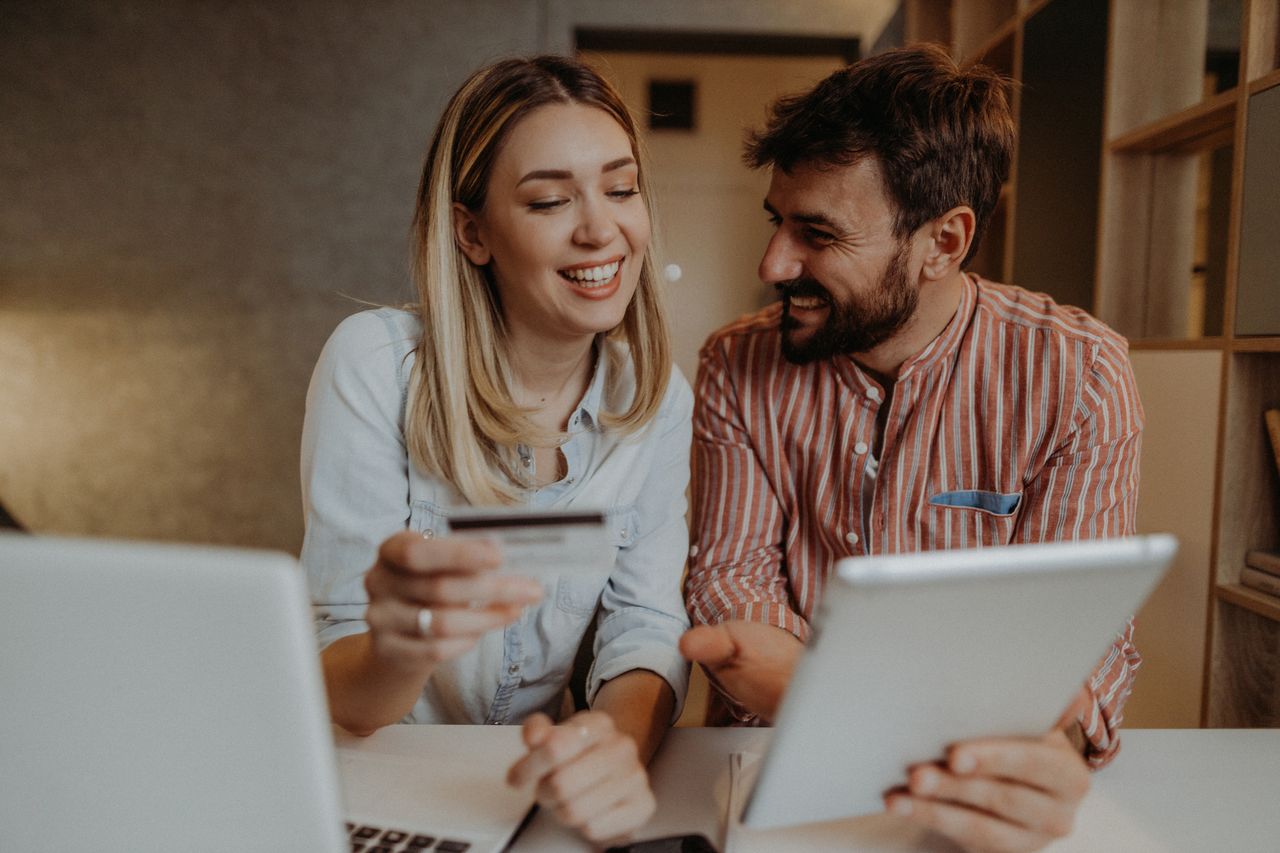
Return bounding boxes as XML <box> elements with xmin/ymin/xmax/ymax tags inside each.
<box><xmin>685</xmin><ymin>274</ymin><xmax>1144</xmax><ymax>767</ymax></box>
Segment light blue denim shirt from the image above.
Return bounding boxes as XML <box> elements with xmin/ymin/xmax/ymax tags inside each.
<box><xmin>300</xmin><ymin>308</ymin><xmax>692</xmax><ymax>725</ymax></box>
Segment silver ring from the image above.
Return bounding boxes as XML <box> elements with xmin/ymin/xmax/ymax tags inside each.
<box><xmin>416</xmin><ymin>608</ymin><xmax>434</xmax><ymax>638</ymax></box>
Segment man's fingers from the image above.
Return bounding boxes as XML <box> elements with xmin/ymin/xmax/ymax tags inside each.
<box><xmin>886</xmin><ymin>793</ymin><xmax>1048</xmax><ymax>853</ymax></box>
<box><xmin>905</xmin><ymin>764</ymin><xmax>1066</xmax><ymax>835</ymax></box>
<box><xmin>678</xmin><ymin>624</ymin><xmax>737</xmax><ymax>667</ymax></box>
<box><xmin>947</xmin><ymin>735</ymin><xmax>1090</xmax><ymax>800</ymax></box>
<box><xmin>376</xmin><ymin>530</ymin><xmax>502</xmax><ymax>575</ymax></box>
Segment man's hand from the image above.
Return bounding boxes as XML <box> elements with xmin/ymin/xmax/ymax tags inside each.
<box><xmin>884</xmin><ymin>690</ymin><xmax>1094</xmax><ymax>853</ymax></box>
<box><xmin>506</xmin><ymin>711</ymin><xmax>655</xmax><ymax>845</ymax></box>
<box><xmin>678</xmin><ymin>621</ymin><xmax>803</xmax><ymax>722</ymax></box>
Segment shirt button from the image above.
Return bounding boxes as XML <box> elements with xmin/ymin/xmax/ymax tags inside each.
<box><xmin>845</xmin><ymin>531</ymin><xmax>859</xmax><ymax>545</ymax></box>
<box><xmin>508</xmin><ymin>664</ymin><xmax>520</xmax><ymax>674</ymax></box>
<box><xmin>689</xmin><ymin>544</ymin><xmax>700</xmax><ymax>558</ymax></box>
<box><xmin>854</xmin><ymin>441</ymin><xmax>869</xmax><ymax>455</ymax></box>
<box><xmin>421</xmin><ymin>529</ymin><xmax>435</xmax><ymax>539</ymax></box>
<box><xmin>866</xmin><ymin>387</ymin><xmax>881</xmax><ymax>402</ymax></box>
<box><xmin>619</xmin><ymin>529</ymin><xmax>628</xmax><ymax>540</ymax></box>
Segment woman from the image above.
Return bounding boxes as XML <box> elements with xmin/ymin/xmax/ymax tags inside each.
<box><xmin>300</xmin><ymin>56</ymin><xmax>691</xmax><ymax>844</ymax></box>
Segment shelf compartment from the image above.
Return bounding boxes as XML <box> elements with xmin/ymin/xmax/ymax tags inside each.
<box><xmin>1249</xmin><ymin>67</ymin><xmax>1280</xmax><ymax>94</ymax></box>
<box><xmin>1245</xmin><ymin>0</ymin><xmax>1279</xmax><ymax>82</ymax></box>
<box><xmin>1232</xmin><ymin>337</ymin><xmax>1280</xmax><ymax>352</ymax></box>
<box><xmin>1218</xmin><ymin>583</ymin><xmax>1280</xmax><ymax>622</ymax></box>
<box><xmin>962</xmin><ymin>18</ymin><xmax>1016</xmax><ymax>72</ymax></box>
<box><xmin>951</xmin><ymin>0</ymin><xmax>1017</xmax><ymax>61</ymax></box>
<box><xmin>1234</xmin><ymin>82</ymin><xmax>1280</xmax><ymax>336</ymax></box>
<box><xmin>1107</xmin><ymin>0</ymin><xmax>1242</xmax><ymax>139</ymax></box>
<box><xmin>1215</xmin><ymin>353</ymin><xmax>1280</xmax><ymax>586</ymax></box>
<box><xmin>1095</xmin><ymin>140</ymin><xmax>1233</xmax><ymax>340</ymax></box>
<box><xmin>1209</xmin><ymin>596</ymin><xmax>1280</xmax><ymax>725</ymax></box>
<box><xmin>1108</xmin><ymin>88</ymin><xmax>1237</xmax><ymax>155</ymax></box>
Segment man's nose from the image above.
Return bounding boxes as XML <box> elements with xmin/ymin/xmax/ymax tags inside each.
<box><xmin>758</xmin><ymin>230</ymin><xmax>803</xmax><ymax>284</ymax></box>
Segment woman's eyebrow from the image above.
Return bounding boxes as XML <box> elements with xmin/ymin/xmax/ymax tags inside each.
<box><xmin>516</xmin><ymin>157</ymin><xmax>636</xmax><ymax>187</ymax></box>
<box><xmin>601</xmin><ymin>156</ymin><xmax>636</xmax><ymax>173</ymax></box>
<box><xmin>517</xmin><ymin>169</ymin><xmax>572</xmax><ymax>186</ymax></box>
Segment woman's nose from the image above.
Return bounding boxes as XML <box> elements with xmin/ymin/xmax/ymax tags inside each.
<box><xmin>573</xmin><ymin>198</ymin><xmax>619</xmax><ymax>247</ymax></box>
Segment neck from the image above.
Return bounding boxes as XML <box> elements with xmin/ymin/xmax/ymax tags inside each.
<box><xmin>506</xmin><ymin>326</ymin><xmax>596</xmax><ymax>405</ymax></box>
<box><xmin>853</xmin><ymin>270</ymin><xmax>965</xmax><ymax>381</ymax></box>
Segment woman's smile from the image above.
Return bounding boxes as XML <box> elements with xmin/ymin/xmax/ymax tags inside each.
<box><xmin>557</xmin><ymin>255</ymin><xmax>624</xmax><ymax>300</ymax></box>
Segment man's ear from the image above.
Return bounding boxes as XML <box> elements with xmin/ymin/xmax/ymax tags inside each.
<box><xmin>451</xmin><ymin>202</ymin><xmax>491</xmax><ymax>266</ymax></box>
<box><xmin>920</xmin><ymin>206</ymin><xmax>975</xmax><ymax>281</ymax></box>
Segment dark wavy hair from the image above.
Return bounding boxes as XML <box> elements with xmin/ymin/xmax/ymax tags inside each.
<box><xmin>744</xmin><ymin>44</ymin><xmax>1015</xmax><ymax>266</ymax></box>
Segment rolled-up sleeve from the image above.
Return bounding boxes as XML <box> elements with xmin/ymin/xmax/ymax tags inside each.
<box><xmin>587</xmin><ymin>368</ymin><xmax>694</xmax><ymax>721</ymax></box>
<box><xmin>300</xmin><ymin>310</ymin><xmax>415</xmax><ymax>651</ymax></box>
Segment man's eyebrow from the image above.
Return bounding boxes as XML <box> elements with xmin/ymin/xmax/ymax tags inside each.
<box><xmin>516</xmin><ymin>157</ymin><xmax>636</xmax><ymax>187</ymax></box>
<box><xmin>762</xmin><ymin>200</ymin><xmax>842</xmax><ymax>231</ymax></box>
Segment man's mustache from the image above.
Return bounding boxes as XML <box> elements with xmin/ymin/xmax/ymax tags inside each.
<box><xmin>774</xmin><ymin>278</ymin><xmax>830</xmax><ymax>302</ymax></box>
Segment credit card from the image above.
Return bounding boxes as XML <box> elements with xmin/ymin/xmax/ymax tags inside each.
<box><xmin>445</xmin><ymin>508</ymin><xmax>611</xmax><ymax>576</ymax></box>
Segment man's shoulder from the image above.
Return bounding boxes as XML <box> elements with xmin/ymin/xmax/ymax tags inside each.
<box><xmin>972</xmin><ymin>278</ymin><xmax>1129</xmax><ymax>357</ymax></box>
<box><xmin>699</xmin><ymin>302</ymin><xmax>785</xmax><ymax>366</ymax></box>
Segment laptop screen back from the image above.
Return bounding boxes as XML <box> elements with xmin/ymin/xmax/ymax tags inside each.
<box><xmin>0</xmin><ymin>533</ymin><xmax>346</xmax><ymax>852</ymax></box>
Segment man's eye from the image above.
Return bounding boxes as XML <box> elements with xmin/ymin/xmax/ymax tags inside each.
<box><xmin>805</xmin><ymin>227</ymin><xmax>835</xmax><ymax>244</ymax></box>
<box><xmin>607</xmin><ymin>188</ymin><xmax>640</xmax><ymax>200</ymax></box>
<box><xmin>528</xmin><ymin>198</ymin><xmax>568</xmax><ymax>211</ymax></box>
<box><xmin>767</xmin><ymin>215</ymin><xmax>782</xmax><ymax>227</ymax></box>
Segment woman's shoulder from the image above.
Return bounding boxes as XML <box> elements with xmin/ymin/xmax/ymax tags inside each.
<box><xmin>601</xmin><ymin>339</ymin><xmax>692</xmax><ymax>422</ymax></box>
<box><xmin>313</xmin><ymin>307</ymin><xmax>421</xmax><ymax>401</ymax></box>
<box><xmin>326</xmin><ymin>307</ymin><xmax>420</xmax><ymax>353</ymax></box>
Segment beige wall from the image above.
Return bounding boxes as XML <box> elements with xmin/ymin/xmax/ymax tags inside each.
<box><xmin>1123</xmin><ymin>350</ymin><xmax>1221</xmax><ymax>727</ymax></box>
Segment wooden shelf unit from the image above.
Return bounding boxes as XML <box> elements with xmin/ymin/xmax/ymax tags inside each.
<box><xmin>900</xmin><ymin>0</ymin><xmax>1280</xmax><ymax>727</ymax></box>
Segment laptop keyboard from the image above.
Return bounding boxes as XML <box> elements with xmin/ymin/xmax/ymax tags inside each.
<box><xmin>346</xmin><ymin>822</ymin><xmax>471</xmax><ymax>852</ymax></box>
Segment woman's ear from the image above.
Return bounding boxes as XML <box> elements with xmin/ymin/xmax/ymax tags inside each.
<box><xmin>921</xmin><ymin>206</ymin><xmax>975</xmax><ymax>281</ymax></box>
<box><xmin>452</xmin><ymin>202</ymin><xmax>491</xmax><ymax>266</ymax></box>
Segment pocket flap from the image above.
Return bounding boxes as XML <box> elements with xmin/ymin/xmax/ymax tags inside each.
<box><xmin>928</xmin><ymin>490</ymin><xmax>1022</xmax><ymax>516</ymax></box>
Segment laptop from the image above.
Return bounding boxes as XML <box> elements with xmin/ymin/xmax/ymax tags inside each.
<box><xmin>0</xmin><ymin>533</ymin><xmax>534</xmax><ymax>853</ymax></box>
<box><xmin>740</xmin><ymin>534</ymin><xmax>1177</xmax><ymax>830</ymax></box>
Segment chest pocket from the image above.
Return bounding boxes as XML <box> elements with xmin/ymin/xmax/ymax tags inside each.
<box><xmin>927</xmin><ymin>490</ymin><xmax>1021</xmax><ymax>547</ymax></box>
<box><xmin>555</xmin><ymin>504</ymin><xmax>639</xmax><ymax>616</ymax></box>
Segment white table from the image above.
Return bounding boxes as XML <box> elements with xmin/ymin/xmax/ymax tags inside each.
<box><xmin>338</xmin><ymin>727</ymin><xmax>1280</xmax><ymax>852</ymax></box>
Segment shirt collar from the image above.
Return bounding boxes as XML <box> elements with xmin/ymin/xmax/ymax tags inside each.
<box><xmin>895</xmin><ymin>272</ymin><xmax>978</xmax><ymax>380</ymax></box>
<box><xmin>574</xmin><ymin>337</ymin><xmax>607</xmax><ymax>429</ymax></box>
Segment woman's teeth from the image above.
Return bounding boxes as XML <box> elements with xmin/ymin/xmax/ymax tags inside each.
<box><xmin>560</xmin><ymin>260</ymin><xmax>620</xmax><ymax>287</ymax></box>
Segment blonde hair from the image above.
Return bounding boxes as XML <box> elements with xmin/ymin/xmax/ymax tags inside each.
<box><xmin>407</xmin><ymin>55</ymin><xmax>671</xmax><ymax>505</ymax></box>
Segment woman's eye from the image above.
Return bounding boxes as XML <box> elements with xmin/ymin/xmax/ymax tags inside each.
<box><xmin>607</xmin><ymin>188</ymin><xmax>640</xmax><ymax>200</ymax></box>
<box><xmin>528</xmin><ymin>198</ymin><xmax>568</xmax><ymax>211</ymax></box>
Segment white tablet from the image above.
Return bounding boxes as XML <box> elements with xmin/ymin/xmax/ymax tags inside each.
<box><xmin>741</xmin><ymin>534</ymin><xmax>1177</xmax><ymax>830</ymax></box>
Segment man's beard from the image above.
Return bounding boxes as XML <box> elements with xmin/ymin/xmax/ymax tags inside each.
<box><xmin>778</xmin><ymin>242</ymin><xmax>918</xmax><ymax>365</ymax></box>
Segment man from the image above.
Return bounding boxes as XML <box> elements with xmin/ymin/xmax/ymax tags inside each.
<box><xmin>680</xmin><ymin>45</ymin><xmax>1143</xmax><ymax>853</ymax></box>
